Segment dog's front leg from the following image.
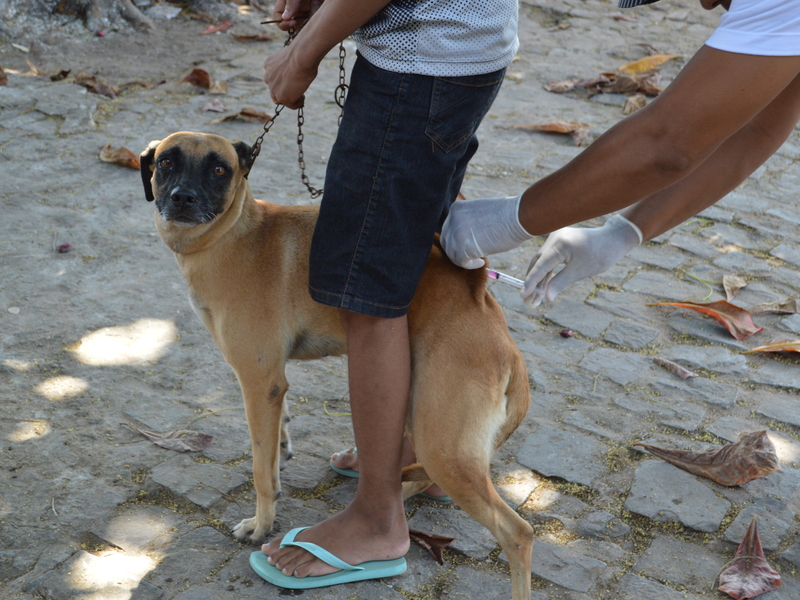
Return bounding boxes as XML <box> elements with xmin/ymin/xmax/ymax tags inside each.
<box><xmin>232</xmin><ymin>368</ymin><xmax>288</xmax><ymax>544</ymax></box>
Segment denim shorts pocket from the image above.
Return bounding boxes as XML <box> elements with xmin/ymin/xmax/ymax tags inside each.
<box><xmin>425</xmin><ymin>69</ymin><xmax>505</xmax><ymax>153</ymax></box>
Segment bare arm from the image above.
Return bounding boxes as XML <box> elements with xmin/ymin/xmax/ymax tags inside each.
<box><xmin>517</xmin><ymin>46</ymin><xmax>800</xmax><ymax>235</ymax></box>
<box><xmin>263</xmin><ymin>0</ymin><xmax>392</xmax><ymax>108</ymax></box>
<box><xmin>622</xmin><ymin>71</ymin><xmax>800</xmax><ymax>240</ymax></box>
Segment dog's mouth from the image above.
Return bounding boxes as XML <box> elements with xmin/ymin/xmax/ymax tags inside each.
<box><xmin>157</xmin><ymin>206</ymin><xmax>219</xmax><ymax>226</ymax></box>
<box><xmin>155</xmin><ymin>188</ymin><xmax>221</xmax><ymax>226</ymax></box>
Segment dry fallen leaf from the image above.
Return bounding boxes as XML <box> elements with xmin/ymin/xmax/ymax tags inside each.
<box><xmin>210</xmin><ymin>80</ymin><xmax>229</xmax><ymax>95</ymax></box>
<box><xmin>409</xmin><ymin>529</ymin><xmax>455</xmax><ymax>565</ymax></box>
<box><xmin>723</xmin><ymin>274</ymin><xmax>748</xmax><ymax>301</ymax></box>
<box><xmin>650</xmin><ymin>300</ymin><xmax>763</xmax><ymax>341</ymax></box>
<box><xmin>203</xmin><ymin>98</ymin><xmax>227</xmax><ymax>112</ymax></box>
<box><xmin>0</xmin><ymin>65</ymin><xmax>7</xmax><ymax>86</ymax></box>
<box><xmin>744</xmin><ymin>339</ymin><xmax>800</xmax><ymax>355</ymax></box>
<box><xmin>622</xmin><ymin>93</ymin><xmax>646</xmax><ymax>115</ymax></box>
<box><xmin>634</xmin><ymin>431</ymin><xmax>780</xmax><ymax>487</ymax></box>
<box><xmin>653</xmin><ymin>357</ymin><xmax>696</xmax><ymax>379</ymax></box>
<box><xmin>232</xmin><ymin>31</ymin><xmax>276</xmax><ymax>43</ymax></box>
<box><xmin>201</xmin><ymin>21</ymin><xmax>232</xmax><ymax>34</ymax></box>
<box><xmin>74</xmin><ymin>72</ymin><xmax>120</xmax><ymax>99</ymax></box>
<box><xmin>618</xmin><ymin>54</ymin><xmax>679</xmax><ymax>74</ymax></box>
<box><xmin>718</xmin><ymin>516</ymin><xmax>782</xmax><ymax>599</ymax></box>
<box><xmin>511</xmin><ymin>121</ymin><xmax>590</xmax><ymax>146</ymax></box>
<box><xmin>210</xmin><ymin>107</ymin><xmax>273</xmax><ymax>124</ymax></box>
<box><xmin>635</xmin><ymin>43</ymin><xmax>663</xmax><ymax>56</ymax></box>
<box><xmin>544</xmin><ymin>79</ymin><xmax>576</xmax><ymax>93</ymax></box>
<box><xmin>124</xmin><ymin>423</ymin><xmax>213</xmax><ymax>452</ymax></box>
<box><xmin>99</xmin><ymin>143</ymin><xmax>140</xmax><ymax>170</ymax></box>
<box><xmin>181</xmin><ymin>68</ymin><xmax>212</xmax><ymax>89</ymax></box>
<box><xmin>751</xmin><ymin>299</ymin><xmax>798</xmax><ymax>315</ymax></box>
<box><xmin>611</xmin><ymin>13</ymin><xmax>638</xmax><ymax>21</ymax></box>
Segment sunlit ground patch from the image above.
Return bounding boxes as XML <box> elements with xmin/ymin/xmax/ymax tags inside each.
<box><xmin>70</xmin><ymin>318</ymin><xmax>177</xmax><ymax>366</ymax></box>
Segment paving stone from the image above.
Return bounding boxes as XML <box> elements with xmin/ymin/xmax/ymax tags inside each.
<box><xmin>123</xmin><ymin>395</ymin><xmax>198</xmax><ymax>432</ymax></box>
<box><xmin>528</xmin><ymin>537</ymin><xmax>607</xmax><ymax>593</ymax></box>
<box><xmin>668</xmin><ymin>313</ymin><xmax>750</xmax><ymax>351</ymax></box>
<box><xmin>779</xmin><ymin>314</ymin><xmax>800</xmax><ymax>335</ymax></box>
<box><xmin>783</xmin><ymin>539</ymin><xmax>800</xmax><ymax>569</ymax></box>
<box><xmin>743</xmin><ymin>465</ymin><xmax>800</xmax><ymax>504</ymax></box>
<box><xmin>699</xmin><ymin>205</ymin><xmax>735</xmax><ymax>223</ymax></box>
<box><xmin>758</xmin><ymin>392</ymin><xmax>800</xmax><ymax>425</ymax></box>
<box><xmin>723</xmin><ymin>497</ymin><xmax>795</xmax><ymax>551</ymax></box>
<box><xmin>771</xmin><ymin>243</ymin><xmax>800</xmax><ymax>267</ymax></box>
<box><xmin>712</xmin><ymin>250</ymin><xmax>773</xmax><ymax>275</ymax></box>
<box><xmin>701</xmin><ymin>223</ymin><xmax>771</xmax><ymax>252</ymax></box>
<box><xmin>668</xmin><ymin>234</ymin><xmax>723</xmax><ymax>259</ymax></box>
<box><xmin>623</xmin><ymin>270</ymin><xmax>706</xmax><ymax>300</ymax></box>
<box><xmin>586</xmin><ymin>289</ymin><xmax>651</xmax><ymax>321</ymax></box>
<box><xmin>614</xmin><ymin>393</ymin><xmax>706</xmax><ymax>432</ymax></box>
<box><xmin>563</xmin><ymin>410</ymin><xmax>624</xmax><ymax>441</ymax></box>
<box><xmin>438</xmin><ymin>565</ymin><xmax>513</xmax><ymax>600</ymax></box>
<box><xmin>661</xmin><ymin>344</ymin><xmax>748</xmax><ymax>375</ymax></box>
<box><xmin>391</xmin><ymin>544</ymin><xmax>448</xmax><ymax>596</ymax></box>
<box><xmin>148</xmin><ymin>455</ymin><xmax>249</xmax><ymax>508</ymax></box>
<box><xmin>628</xmin><ymin>244</ymin><xmax>685</xmax><ymax>271</ymax></box>
<box><xmin>494</xmin><ymin>465</ymin><xmax>540</xmax><ymax>509</ymax></box>
<box><xmin>717</xmin><ymin>191</ymin><xmax>771</xmax><ymax>214</ymax></box>
<box><xmin>567</xmin><ymin>539</ymin><xmax>625</xmax><ymax>562</ymax></box>
<box><xmin>767</xmin><ymin>206</ymin><xmax>800</xmax><ymax>225</ymax></box>
<box><xmin>578</xmin><ymin>347</ymin><xmax>653</xmax><ymax>386</ymax></box>
<box><xmin>517</xmin><ymin>426</ymin><xmax>604</xmax><ymax>488</ymax></box>
<box><xmin>750</xmin><ymin>360</ymin><xmax>800</xmax><ymax>396</ymax></box>
<box><xmin>407</xmin><ymin>505</ymin><xmax>497</xmax><ymax>560</ymax></box>
<box><xmin>92</xmin><ymin>505</ymin><xmax>186</xmax><ymax>552</ymax></box>
<box><xmin>650</xmin><ymin>376</ymin><xmax>739</xmax><ymax>409</ymax></box>
<box><xmin>543</xmin><ymin>299</ymin><xmax>614</xmax><ymax>339</ymax></box>
<box><xmin>625</xmin><ymin>460</ymin><xmax>731</xmax><ymax>532</ymax></box>
<box><xmin>617</xmin><ymin>573</ymin><xmax>702</xmax><ymax>600</ymax></box>
<box><xmin>603</xmin><ymin>319</ymin><xmax>659</xmax><ymax>349</ymax></box>
<box><xmin>633</xmin><ymin>535</ymin><xmax>726</xmax><ymax>593</ymax></box>
<box><xmin>24</xmin><ymin>551</ymin><xmax>162</xmax><ymax>600</ymax></box>
<box><xmin>574</xmin><ymin>510</ymin><xmax>630</xmax><ymax>539</ymax></box>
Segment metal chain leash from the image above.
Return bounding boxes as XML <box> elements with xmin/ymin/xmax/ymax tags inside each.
<box><xmin>250</xmin><ymin>17</ymin><xmax>348</xmax><ymax>199</ymax></box>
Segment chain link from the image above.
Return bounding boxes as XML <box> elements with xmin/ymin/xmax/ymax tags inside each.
<box><xmin>250</xmin><ymin>20</ymin><xmax>349</xmax><ymax>198</ymax></box>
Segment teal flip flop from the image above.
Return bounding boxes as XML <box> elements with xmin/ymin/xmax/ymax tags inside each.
<box><xmin>329</xmin><ymin>449</ymin><xmax>452</xmax><ymax>503</ymax></box>
<box><xmin>250</xmin><ymin>527</ymin><xmax>407</xmax><ymax>589</ymax></box>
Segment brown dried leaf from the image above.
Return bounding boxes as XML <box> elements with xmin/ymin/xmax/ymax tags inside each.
<box><xmin>73</xmin><ymin>72</ymin><xmax>119</xmax><ymax>98</ymax></box>
<box><xmin>633</xmin><ymin>70</ymin><xmax>663</xmax><ymax>96</ymax></box>
<box><xmin>232</xmin><ymin>31</ymin><xmax>276</xmax><ymax>43</ymax></box>
<box><xmin>611</xmin><ymin>13</ymin><xmax>638</xmax><ymax>21</ymax></box>
<box><xmin>649</xmin><ymin>300</ymin><xmax>763</xmax><ymax>341</ymax></box>
<box><xmin>0</xmin><ymin>65</ymin><xmax>7</xmax><ymax>86</ymax></box>
<box><xmin>210</xmin><ymin>107</ymin><xmax>272</xmax><ymax>124</ymax></box>
<box><xmin>622</xmin><ymin>93</ymin><xmax>646</xmax><ymax>115</ymax></box>
<box><xmin>201</xmin><ymin>20</ymin><xmax>232</xmax><ymax>34</ymax></box>
<box><xmin>602</xmin><ymin>73</ymin><xmax>640</xmax><ymax>95</ymax></box>
<box><xmin>751</xmin><ymin>299</ymin><xmax>798</xmax><ymax>315</ymax></box>
<box><xmin>718</xmin><ymin>516</ymin><xmax>782</xmax><ymax>599</ymax></box>
<box><xmin>634</xmin><ymin>431</ymin><xmax>780</xmax><ymax>487</ymax></box>
<box><xmin>652</xmin><ymin>357</ymin><xmax>697</xmax><ymax>379</ymax></box>
<box><xmin>723</xmin><ymin>274</ymin><xmax>748</xmax><ymax>301</ymax></box>
<box><xmin>743</xmin><ymin>339</ymin><xmax>800</xmax><ymax>355</ymax></box>
<box><xmin>544</xmin><ymin>79</ymin><xmax>576</xmax><ymax>93</ymax></box>
<box><xmin>635</xmin><ymin>43</ymin><xmax>663</xmax><ymax>56</ymax></box>
<box><xmin>202</xmin><ymin>98</ymin><xmax>227</xmax><ymax>112</ymax></box>
<box><xmin>409</xmin><ymin>529</ymin><xmax>455</xmax><ymax>565</ymax></box>
<box><xmin>50</xmin><ymin>69</ymin><xmax>71</xmax><ymax>82</ymax></box>
<box><xmin>618</xmin><ymin>54</ymin><xmax>679</xmax><ymax>74</ymax></box>
<box><xmin>125</xmin><ymin>424</ymin><xmax>214</xmax><ymax>452</ymax></box>
<box><xmin>99</xmin><ymin>142</ymin><xmax>140</xmax><ymax>170</ymax></box>
<box><xmin>572</xmin><ymin>126</ymin><xmax>590</xmax><ymax>147</ymax></box>
<box><xmin>180</xmin><ymin>68</ymin><xmax>212</xmax><ymax>89</ymax></box>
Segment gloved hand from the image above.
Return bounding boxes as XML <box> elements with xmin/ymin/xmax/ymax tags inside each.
<box><xmin>440</xmin><ymin>194</ymin><xmax>533</xmax><ymax>269</ymax></box>
<box><xmin>522</xmin><ymin>214</ymin><xmax>643</xmax><ymax>306</ymax></box>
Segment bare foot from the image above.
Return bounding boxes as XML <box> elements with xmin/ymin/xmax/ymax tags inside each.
<box><xmin>260</xmin><ymin>498</ymin><xmax>409</xmax><ymax>578</ymax></box>
<box><xmin>331</xmin><ymin>446</ymin><xmax>449</xmax><ymax>499</ymax></box>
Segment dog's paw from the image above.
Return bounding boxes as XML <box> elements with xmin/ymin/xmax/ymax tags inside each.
<box><xmin>233</xmin><ymin>516</ymin><xmax>271</xmax><ymax>544</ymax></box>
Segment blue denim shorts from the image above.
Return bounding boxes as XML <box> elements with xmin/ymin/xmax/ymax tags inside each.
<box><xmin>308</xmin><ymin>55</ymin><xmax>505</xmax><ymax>318</ymax></box>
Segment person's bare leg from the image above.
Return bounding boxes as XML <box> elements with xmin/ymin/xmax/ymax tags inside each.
<box><xmin>331</xmin><ymin>440</ymin><xmax>448</xmax><ymax>498</ymax></box>
<box><xmin>261</xmin><ymin>310</ymin><xmax>410</xmax><ymax>578</ymax></box>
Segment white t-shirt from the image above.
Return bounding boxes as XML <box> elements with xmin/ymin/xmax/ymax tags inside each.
<box><xmin>352</xmin><ymin>0</ymin><xmax>519</xmax><ymax>76</ymax></box>
<box><xmin>705</xmin><ymin>0</ymin><xmax>800</xmax><ymax>56</ymax></box>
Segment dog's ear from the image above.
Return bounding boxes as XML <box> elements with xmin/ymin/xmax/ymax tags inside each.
<box><xmin>139</xmin><ymin>140</ymin><xmax>160</xmax><ymax>202</ymax></box>
<box><xmin>233</xmin><ymin>140</ymin><xmax>256</xmax><ymax>179</ymax></box>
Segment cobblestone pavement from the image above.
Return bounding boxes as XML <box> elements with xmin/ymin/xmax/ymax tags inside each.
<box><xmin>2</xmin><ymin>1</ymin><xmax>800</xmax><ymax>599</ymax></box>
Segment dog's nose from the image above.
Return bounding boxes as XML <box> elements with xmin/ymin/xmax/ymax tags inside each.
<box><xmin>171</xmin><ymin>191</ymin><xmax>197</xmax><ymax>204</ymax></box>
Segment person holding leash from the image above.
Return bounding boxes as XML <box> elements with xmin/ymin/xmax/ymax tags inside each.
<box><xmin>441</xmin><ymin>0</ymin><xmax>800</xmax><ymax>305</ymax></box>
<box><xmin>257</xmin><ymin>0</ymin><xmax>518</xmax><ymax>588</ymax></box>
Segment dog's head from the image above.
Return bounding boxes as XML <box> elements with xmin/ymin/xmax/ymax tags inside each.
<box><xmin>140</xmin><ymin>132</ymin><xmax>256</xmax><ymax>226</ymax></box>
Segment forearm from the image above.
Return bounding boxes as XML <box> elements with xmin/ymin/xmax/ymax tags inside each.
<box><xmin>517</xmin><ymin>47</ymin><xmax>800</xmax><ymax>236</ymax></box>
<box><xmin>623</xmin><ymin>73</ymin><xmax>800</xmax><ymax>240</ymax></box>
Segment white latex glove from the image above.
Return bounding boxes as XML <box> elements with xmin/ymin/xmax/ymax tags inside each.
<box><xmin>441</xmin><ymin>194</ymin><xmax>533</xmax><ymax>269</ymax></box>
<box><xmin>522</xmin><ymin>214</ymin><xmax>643</xmax><ymax>306</ymax></box>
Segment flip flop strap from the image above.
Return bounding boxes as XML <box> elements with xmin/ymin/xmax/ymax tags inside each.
<box><xmin>280</xmin><ymin>527</ymin><xmax>363</xmax><ymax>572</ymax></box>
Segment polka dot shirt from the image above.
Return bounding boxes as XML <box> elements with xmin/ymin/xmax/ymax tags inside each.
<box><xmin>352</xmin><ymin>0</ymin><xmax>519</xmax><ymax>76</ymax></box>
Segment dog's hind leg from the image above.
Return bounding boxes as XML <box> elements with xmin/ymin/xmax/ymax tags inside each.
<box><xmin>231</xmin><ymin>367</ymin><xmax>288</xmax><ymax>544</ymax></box>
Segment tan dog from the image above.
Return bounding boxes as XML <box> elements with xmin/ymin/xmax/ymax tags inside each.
<box><xmin>140</xmin><ymin>132</ymin><xmax>534</xmax><ymax>599</ymax></box>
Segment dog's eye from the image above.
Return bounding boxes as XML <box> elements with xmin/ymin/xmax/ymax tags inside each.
<box><xmin>159</xmin><ymin>158</ymin><xmax>173</xmax><ymax>169</ymax></box>
<box><xmin>213</xmin><ymin>166</ymin><xmax>226</xmax><ymax>176</ymax></box>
